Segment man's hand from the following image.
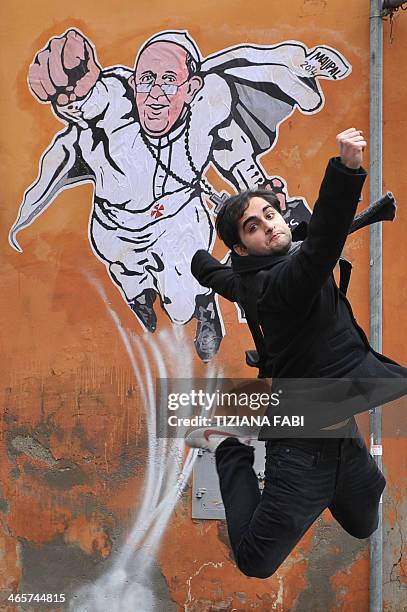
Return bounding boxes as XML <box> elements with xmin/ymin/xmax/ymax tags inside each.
<box><xmin>28</xmin><ymin>29</ymin><xmax>101</xmax><ymax>106</ymax></box>
<box><xmin>336</xmin><ymin>128</ymin><xmax>367</xmax><ymax>169</ymax></box>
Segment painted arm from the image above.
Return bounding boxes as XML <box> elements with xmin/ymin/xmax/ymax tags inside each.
<box><xmin>10</xmin><ymin>30</ymin><xmax>137</xmax><ymax>252</ymax></box>
<box><xmin>29</xmin><ymin>29</ymin><xmax>101</xmax><ymax>110</ymax></box>
<box><xmin>10</xmin><ymin>30</ymin><xmax>100</xmax><ymax>252</ymax></box>
<box><xmin>28</xmin><ymin>29</ymin><xmax>133</xmax><ymax>131</ymax></box>
<box><xmin>9</xmin><ymin>125</ymin><xmax>90</xmax><ymax>252</ymax></box>
<box><xmin>202</xmin><ymin>43</ymin><xmax>350</xmax><ymax>112</ymax></box>
<box><xmin>212</xmin><ymin>120</ymin><xmax>268</xmax><ymax>189</ymax></box>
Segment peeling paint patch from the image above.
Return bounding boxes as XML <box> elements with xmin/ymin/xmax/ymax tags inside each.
<box><xmin>295</xmin><ymin>515</ymin><xmax>367</xmax><ymax>611</ymax></box>
<box><xmin>18</xmin><ymin>534</ymin><xmax>104</xmax><ymax>601</ymax></box>
<box><xmin>7</xmin><ymin>432</ymin><xmax>90</xmax><ymax>490</ymax></box>
<box><xmin>0</xmin><ymin>530</ymin><xmax>20</xmax><ymax>594</ymax></box>
<box><xmin>330</xmin><ymin>549</ymin><xmax>369</xmax><ymax>612</ymax></box>
<box><xmin>185</xmin><ymin>561</ymin><xmax>224</xmax><ymax>610</ymax></box>
<box><xmin>0</xmin><ymin>482</ymin><xmax>9</xmax><ymax>514</ymax></box>
<box><xmin>9</xmin><ymin>467</ymin><xmax>20</xmax><ymax>481</ymax></box>
<box><xmin>216</xmin><ymin>521</ymin><xmax>235</xmax><ymax>564</ymax></box>
<box><xmin>64</xmin><ymin>515</ymin><xmax>112</xmax><ymax>559</ymax></box>
<box><xmin>233</xmin><ymin>591</ymin><xmax>247</xmax><ymax>603</ymax></box>
<box><xmin>10</xmin><ymin>435</ymin><xmax>56</xmax><ymax>466</ymax></box>
<box><xmin>23</xmin><ymin>461</ymin><xmax>88</xmax><ymax>490</ymax></box>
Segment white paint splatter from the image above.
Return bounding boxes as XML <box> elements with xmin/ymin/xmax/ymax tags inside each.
<box><xmin>71</xmin><ymin>276</ymin><xmax>220</xmax><ymax>611</ymax></box>
<box><xmin>272</xmin><ymin>575</ymin><xmax>284</xmax><ymax>609</ymax></box>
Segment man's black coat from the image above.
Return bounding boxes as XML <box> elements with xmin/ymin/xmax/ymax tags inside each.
<box><xmin>191</xmin><ymin>158</ymin><xmax>407</xmax><ymax>431</ymax></box>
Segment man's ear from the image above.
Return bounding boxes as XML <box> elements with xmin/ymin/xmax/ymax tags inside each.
<box><xmin>128</xmin><ymin>74</ymin><xmax>136</xmax><ymax>93</ymax></box>
<box><xmin>233</xmin><ymin>243</ymin><xmax>248</xmax><ymax>257</ymax></box>
<box><xmin>185</xmin><ymin>75</ymin><xmax>203</xmax><ymax>103</ymax></box>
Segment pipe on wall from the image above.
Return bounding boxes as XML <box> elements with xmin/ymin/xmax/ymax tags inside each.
<box><xmin>369</xmin><ymin>1</ymin><xmax>383</xmax><ymax>611</ymax></box>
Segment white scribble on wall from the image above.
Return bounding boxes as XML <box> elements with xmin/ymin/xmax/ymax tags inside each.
<box><xmin>70</xmin><ymin>277</ymin><xmax>221</xmax><ymax>611</ymax></box>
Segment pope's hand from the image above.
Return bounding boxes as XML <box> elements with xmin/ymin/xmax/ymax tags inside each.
<box><xmin>29</xmin><ymin>29</ymin><xmax>101</xmax><ymax>106</ymax></box>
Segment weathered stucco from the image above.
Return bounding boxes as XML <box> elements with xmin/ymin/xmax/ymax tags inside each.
<box><xmin>1</xmin><ymin>0</ymin><xmax>406</xmax><ymax>610</ymax></box>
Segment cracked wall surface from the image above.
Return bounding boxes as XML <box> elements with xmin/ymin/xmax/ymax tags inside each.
<box><xmin>1</xmin><ymin>0</ymin><xmax>406</xmax><ymax>610</ymax></box>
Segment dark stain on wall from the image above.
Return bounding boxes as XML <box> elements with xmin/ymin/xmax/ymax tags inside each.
<box><xmin>294</xmin><ymin>516</ymin><xmax>366</xmax><ymax>611</ymax></box>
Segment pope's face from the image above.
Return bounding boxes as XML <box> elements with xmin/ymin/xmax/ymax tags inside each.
<box><xmin>133</xmin><ymin>42</ymin><xmax>201</xmax><ymax>137</ymax></box>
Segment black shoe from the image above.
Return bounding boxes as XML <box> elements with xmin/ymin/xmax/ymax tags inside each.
<box><xmin>128</xmin><ymin>289</ymin><xmax>157</xmax><ymax>332</ymax></box>
<box><xmin>194</xmin><ymin>294</ymin><xmax>223</xmax><ymax>362</ymax></box>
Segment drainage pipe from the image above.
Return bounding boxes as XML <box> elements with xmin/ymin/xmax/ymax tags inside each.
<box><xmin>369</xmin><ymin>1</ymin><xmax>383</xmax><ymax>611</ymax></box>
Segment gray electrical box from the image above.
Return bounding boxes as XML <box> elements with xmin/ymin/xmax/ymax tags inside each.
<box><xmin>192</xmin><ymin>441</ymin><xmax>266</xmax><ymax>519</ymax></box>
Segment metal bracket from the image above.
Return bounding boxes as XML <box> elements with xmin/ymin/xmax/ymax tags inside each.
<box><xmin>192</xmin><ymin>441</ymin><xmax>266</xmax><ymax>519</ymax></box>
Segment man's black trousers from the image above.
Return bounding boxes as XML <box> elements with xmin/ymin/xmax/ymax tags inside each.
<box><xmin>215</xmin><ymin>423</ymin><xmax>386</xmax><ymax>579</ymax></box>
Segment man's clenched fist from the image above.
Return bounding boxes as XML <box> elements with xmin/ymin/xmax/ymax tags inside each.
<box><xmin>336</xmin><ymin>128</ymin><xmax>367</xmax><ymax>170</ymax></box>
<box><xmin>28</xmin><ymin>29</ymin><xmax>101</xmax><ymax>106</ymax></box>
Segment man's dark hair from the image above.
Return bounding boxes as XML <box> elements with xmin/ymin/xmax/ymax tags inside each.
<box><xmin>215</xmin><ymin>189</ymin><xmax>281</xmax><ymax>251</ymax></box>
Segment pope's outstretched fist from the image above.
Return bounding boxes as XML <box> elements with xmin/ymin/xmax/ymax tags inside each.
<box><xmin>28</xmin><ymin>29</ymin><xmax>101</xmax><ymax>106</ymax></box>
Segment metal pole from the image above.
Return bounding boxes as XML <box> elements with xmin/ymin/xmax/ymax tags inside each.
<box><xmin>369</xmin><ymin>1</ymin><xmax>383</xmax><ymax>611</ymax></box>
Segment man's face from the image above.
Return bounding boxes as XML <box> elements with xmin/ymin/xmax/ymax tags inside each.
<box><xmin>234</xmin><ymin>197</ymin><xmax>292</xmax><ymax>257</ymax></box>
<box><xmin>133</xmin><ymin>41</ymin><xmax>202</xmax><ymax>137</ymax></box>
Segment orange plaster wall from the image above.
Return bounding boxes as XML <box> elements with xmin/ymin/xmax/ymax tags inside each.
<box><xmin>1</xmin><ymin>1</ymin><xmax>406</xmax><ymax>610</ymax></box>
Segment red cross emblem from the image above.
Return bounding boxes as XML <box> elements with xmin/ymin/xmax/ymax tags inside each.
<box><xmin>151</xmin><ymin>202</ymin><xmax>165</xmax><ymax>218</ymax></box>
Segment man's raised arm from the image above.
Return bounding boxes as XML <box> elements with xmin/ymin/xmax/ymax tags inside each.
<box><xmin>260</xmin><ymin>129</ymin><xmax>367</xmax><ymax>309</ymax></box>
